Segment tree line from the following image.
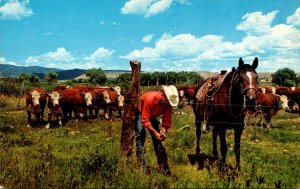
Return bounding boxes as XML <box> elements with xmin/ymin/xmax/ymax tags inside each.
<box><xmin>1</xmin><ymin>67</ymin><xmax>299</xmax><ymax>96</ymax></box>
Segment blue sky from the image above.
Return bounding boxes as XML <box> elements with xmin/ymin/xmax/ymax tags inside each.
<box><xmin>1</xmin><ymin>0</ymin><xmax>300</xmax><ymax>72</ymax></box>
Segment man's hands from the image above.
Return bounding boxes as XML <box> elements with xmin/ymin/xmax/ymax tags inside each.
<box><xmin>147</xmin><ymin>125</ymin><xmax>167</xmax><ymax>141</ymax></box>
<box><xmin>154</xmin><ymin>128</ymin><xmax>167</xmax><ymax>141</ymax></box>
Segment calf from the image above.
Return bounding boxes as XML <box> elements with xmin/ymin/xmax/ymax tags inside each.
<box><xmin>25</xmin><ymin>88</ymin><xmax>47</xmax><ymax>127</ymax></box>
<box><xmin>255</xmin><ymin>93</ymin><xmax>290</xmax><ymax>128</ymax></box>
<box><xmin>46</xmin><ymin>91</ymin><xmax>62</xmax><ymax>128</ymax></box>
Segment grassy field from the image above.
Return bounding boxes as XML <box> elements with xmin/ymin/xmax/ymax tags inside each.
<box><xmin>0</xmin><ymin>94</ymin><xmax>300</xmax><ymax>188</ymax></box>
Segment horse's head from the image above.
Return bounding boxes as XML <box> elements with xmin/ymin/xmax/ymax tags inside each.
<box><xmin>236</xmin><ymin>57</ymin><xmax>259</xmax><ymax>111</ymax></box>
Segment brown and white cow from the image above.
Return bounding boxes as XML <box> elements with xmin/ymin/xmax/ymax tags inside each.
<box><xmin>46</xmin><ymin>91</ymin><xmax>62</xmax><ymax>128</ymax></box>
<box><xmin>177</xmin><ymin>85</ymin><xmax>199</xmax><ymax>106</ymax></box>
<box><xmin>252</xmin><ymin>93</ymin><xmax>290</xmax><ymax>128</ymax></box>
<box><xmin>59</xmin><ymin>88</ymin><xmax>89</xmax><ymax>124</ymax></box>
<box><xmin>90</xmin><ymin>89</ymin><xmax>111</xmax><ymax>118</ymax></box>
<box><xmin>106</xmin><ymin>90</ymin><xmax>124</xmax><ymax>119</ymax></box>
<box><xmin>25</xmin><ymin>88</ymin><xmax>47</xmax><ymax>127</ymax></box>
<box><xmin>287</xmin><ymin>89</ymin><xmax>300</xmax><ymax>116</ymax></box>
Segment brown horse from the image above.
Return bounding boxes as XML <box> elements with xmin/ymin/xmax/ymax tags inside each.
<box><xmin>192</xmin><ymin>57</ymin><xmax>259</xmax><ymax>170</ymax></box>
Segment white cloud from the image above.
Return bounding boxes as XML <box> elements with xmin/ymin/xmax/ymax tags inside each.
<box><xmin>0</xmin><ymin>0</ymin><xmax>33</xmax><ymax>20</ymax></box>
<box><xmin>236</xmin><ymin>11</ymin><xmax>278</xmax><ymax>35</ymax></box>
<box><xmin>287</xmin><ymin>7</ymin><xmax>300</xmax><ymax>26</ymax></box>
<box><xmin>84</xmin><ymin>48</ymin><xmax>115</xmax><ymax>62</ymax></box>
<box><xmin>122</xmin><ymin>33</ymin><xmax>236</xmax><ymax>60</ymax></box>
<box><xmin>22</xmin><ymin>47</ymin><xmax>118</xmax><ymax>70</ymax></box>
<box><xmin>142</xmin><ymin>34</ymin><xmax>154</xmax><ymax>43</ymax></box>
<box><xmin>0</xmin><ymin>57</ymin><xmax>17</xmax><ymax>65</ymax></box>
<box><xmin>25</xmin><ymin>48</ymin><xmax>75</xmax><ymax>68</ymax></box>
<box><xmin>146</xmin><ymin>0</ymin><xmax>172</xmax><ymax>17</ymax></box>
<box><xmin>121</xmin><ymin>8</ymin><xmax>300</xmax><ymax>72</ymax></box>
<box><xmin>121</xmin><ymin>0</ymin><xmax>186</xmax><ymax>17</ymax></box>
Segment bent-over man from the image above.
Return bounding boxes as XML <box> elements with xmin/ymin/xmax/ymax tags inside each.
<box><xmin>136</xmin><ymin>85</ymin><xmax>179</xmax><ymax>175</ymax></box>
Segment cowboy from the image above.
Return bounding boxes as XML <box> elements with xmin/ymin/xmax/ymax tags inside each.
<box><xmin>135</xmin><ymin>85</ymin><xmax>179</xmax><ymax>175</ymax></box>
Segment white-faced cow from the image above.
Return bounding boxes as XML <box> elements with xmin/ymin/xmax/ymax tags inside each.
<box><xmin>46</xmin><ymin>91</ymin><xmax>62</xmax><ymax>128</ymax></box>
<box><xmin>25</xmin><ymin>88</ymin><xmax>47</xmax><ymax>127</ymax></box>
<box><xmin>249</xmin><ymin>93</ymin><xmax>290</xmax><ymax>128</ymax></box>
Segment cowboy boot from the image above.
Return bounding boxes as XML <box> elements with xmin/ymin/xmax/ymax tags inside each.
<box><xmin>136</xmin><ymin>146</ymin><xmax>147</xmax><ymax>174</ymax></box>
<box><xmin>157</xmin><ymin>149</ymin><xmax>172</xmax><ymax>176</ymax></box>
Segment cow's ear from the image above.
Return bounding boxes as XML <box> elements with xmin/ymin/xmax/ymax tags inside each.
<box><xmin>46</xmin><ymin>93</ymin><xmax>51</xmax><ymax>98</ymax></box>
<box><xmin>80</xmin><ymin>92</ymin><xmax>85</xmax><ymax>97</ymax></box>
<box><xmin>238</xmin><ymin>57</ymin><xmax>244</xmax><ymax>68</ymax></box>
<box><xmin>252</xmin><ymin>57</ymin><xmax>258</xmax><ymax>70</ymax></box>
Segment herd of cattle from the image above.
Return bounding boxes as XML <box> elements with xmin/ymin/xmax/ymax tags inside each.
<box><xmin>177</xmin><ymin>85</ymin><xmax>300</xmax><ymax>128</ymax></box>
<box><xmin>25</xmin><ymin>83</ymin><xmax>300</xmax><ymax>129</ymax></box>
<box><xmin>25</xmin><ymin>85</ymin><xmax>124</xmax><ymax>128</ymax></box>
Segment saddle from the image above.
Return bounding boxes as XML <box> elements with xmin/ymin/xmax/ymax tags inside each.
<box><xmin>196</xmin><ymin>71</ymin><xmax>229</xmax><ymax>101</ymax></box>
<box><xmin>195</xmin><ymin>71</ymin><xmax>230</xmax><ymax>128</ymax></box>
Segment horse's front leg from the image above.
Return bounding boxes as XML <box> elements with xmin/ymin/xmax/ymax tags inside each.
<box><xmin>234</xmin><ymin>125</ymin><xmax>244</xmax><ymax>171</ymax></box>
<box><xmin>219</xmin><ymin>128</ymin><xmax>227</xmax><ymax>165</ymax></box>
<box><xmin>195</xmin><ymin>117</ymin><xmax>202</xmax><ymax>154</ymax></box>
<box><xmin>212</xmin><ymin>127</ymin><xmax>218</xmax><ymax>159</ymax></box>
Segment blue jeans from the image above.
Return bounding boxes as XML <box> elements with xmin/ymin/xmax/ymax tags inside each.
<box><xmin>135</xmin><ymin>112</ymin><xmax>170</xmax><ymax>174</ymax></box>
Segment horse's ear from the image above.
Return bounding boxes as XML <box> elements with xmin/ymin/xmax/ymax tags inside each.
<box><xmin>252</xmin><ymin>57</ymin><xmax>258</xmax><ymax>70</ymax></box>
<box><xmin>239</xmin><ymin>57</ymin><xmax>244</xmax><ymax>68</ymax></box>
<box><xmin>232</xmin><ymin>67</ymin><xmax>236</xmax><ymax>72</ymax></box>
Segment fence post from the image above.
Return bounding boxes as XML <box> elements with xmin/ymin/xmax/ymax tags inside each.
<box><xmin>120</xmin><ymin>60</ymin><xmax>141</xmax><ymax>158</ymax></box>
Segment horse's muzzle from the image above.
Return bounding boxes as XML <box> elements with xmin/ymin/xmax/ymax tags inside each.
<box><xmin>245</xmin><ymin>97</ymin><xmax>257</xmax><ymax>113</ymax></box>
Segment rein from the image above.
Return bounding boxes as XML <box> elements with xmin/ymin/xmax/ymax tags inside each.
<box><xmin>228</xmin><ymin>71</ymin><xmax>246</xmax><ymax>119</ymax></box>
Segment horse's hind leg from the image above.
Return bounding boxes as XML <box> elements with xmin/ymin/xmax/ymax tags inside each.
<box><xmin>234</xmin><ymin>125</ymin><xmax>244</xmax><ymax>171</ymax></box>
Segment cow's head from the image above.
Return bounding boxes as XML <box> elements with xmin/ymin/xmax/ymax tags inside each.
<box><xmin>271</xmin><ymin>87</ymin><xmax>276</xmax><ymax>94</ymax></box>
<box><xmin>117</xmin><ymin>95</ymin><xmax>124</xmax><ymax>108</ymax></box>
<box><xmin>178</xmin><ymin>90</ymin><xmax>185</xmax><ymax>108</ymax></box>
<box><xmin>46</xmin><ymin>91</ymin><xmax>61</xmax><ymax>107</ymax></box>
<box><xmin>103</xmin><ymin>91</ymin><xmax>111</xmax><ymax>104</ymax></box>
<box><xmin>179</xmin><ymin>90</ymin><xmax>184</xmax><ymax>97</ymax></box>
<box><xmin>30</xmin><ymin>90</ymin><xmax>42</xmax><ymax>107</ymax></box>
<box><xmin>278</xmin><ymin>95</ymin><xmax>290</xmax><ymax>111</ymax></box>
<box><xmin>114</xmin><ymin>86</ymin><xmax>121</xmax><ymax>95</ymax></box>
<box><xmin>82</xmin><ymin>92</ymin><xmax>93</xmax><ymax>107</ymax></box>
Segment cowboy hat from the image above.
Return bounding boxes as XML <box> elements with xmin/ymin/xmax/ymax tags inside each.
<box><xmin>162</xmin><ymin>85</ymin><xmax>179</xmax><ymax>107</ymax></box>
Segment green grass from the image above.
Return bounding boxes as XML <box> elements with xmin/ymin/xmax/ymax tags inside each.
<box><xmin>0</xmin><ymin>95</ymin><xmax>300</xmax><ymax>188</ymax></box>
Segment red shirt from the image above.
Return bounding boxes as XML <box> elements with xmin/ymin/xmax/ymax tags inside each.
<box><xmin>138</xmin><ymin>91</ymin><xmax>173</xmax><ymax>129</ymax></box>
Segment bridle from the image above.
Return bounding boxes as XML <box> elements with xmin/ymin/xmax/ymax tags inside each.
<box><xmin>229</xmin><ymin>69</ymin><xmax>258</xmax><ymax>119</ymax></box>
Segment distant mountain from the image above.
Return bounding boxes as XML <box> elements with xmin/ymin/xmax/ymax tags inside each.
<box><xmin>0</xmin><ymin>64</ymin><xmax>131</xmax><ymax>80</ymax></box>
<box><xmin>0</xmin><ymin>64</ymin><xmax>62</xmax><ymax>78</ymax></box>
<box><xmin>36</xmin><ymin>69</ymin><xmax>87</xmax><ymax>80</ymax></box>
